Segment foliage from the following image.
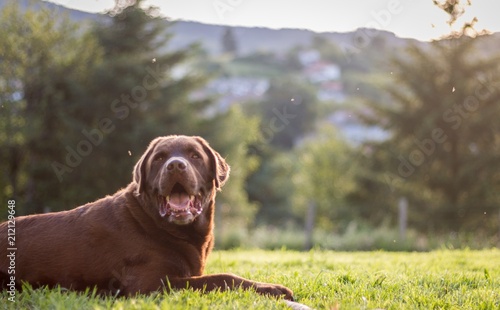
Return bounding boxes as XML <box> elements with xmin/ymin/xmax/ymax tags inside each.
<box><xmin>0</xmin><ymin>1</ymin><xmax>102</xmax><ymax>213</ymax></box>
<box><xmin>0</xmin><ymin>0</ymin><xmax>260</xmax><ymax>218</ymax></box>
<box><xmin>345</xmin><ymin>140</ymin><xmax>402</xmax><ymax>227</ymax></box>
<box><xmin>248</xmin><ymin>149</ymin><xmax>297</xmax><ymax>227</ymax></box>
<box><xmin>292</xmin><ymin>124</ymin><xmax>358</xmax><ymax>231</ymax></box>
<box><xmin>59</xmin><ymin>0</ymin><xmax>214</xmax><ymax>207</ymax></box>
<box><xmin>346</xmin><ymin>0</ymin><xmax>500</xmax><ymax>236</ymax></box>
<box><xmin>244</xmin><ymin>77</ymin><xmax>323</xmax><ymax>228</ymax></box>
<box><xmin>224</xmin><ymin>52</ymin><xmax>292</xmax><ymax>78</ymax></box>
<box><xmin>1</xmin><ymin>0</ymin><xmax>499</xmax><ymax>245</ymax></box>
<box><xmin>217</xmin><ymin>222</ymin><xmax>499</xmax><ymax>251</ymax></box>
<box><xmin>202</xmin><ymin>106</ymin><xmax>261</xmax><ymax>237</ymax></box>
<box><xmin>248</xmin><ymin>77</ymin><xmax>320</xmax><ymax>149</ymax></box>
<box><xmin>2</xmin><ymin>249</ymin><xmax>500</xmax><ymax>309</ymax></box>
<box><xmin>359</xmin><ymin>35</ymin><xmax>500</xmax><ymax>233</ymax></box>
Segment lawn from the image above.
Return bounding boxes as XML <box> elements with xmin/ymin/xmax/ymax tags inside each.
<box><xmin>2</xmin><ymin>249</ymin><xmax>499</xmax><ymax>309</ymax></box>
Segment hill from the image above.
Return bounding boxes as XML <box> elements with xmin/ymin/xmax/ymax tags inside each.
<box><xmin>1</xmin><ymin>0</ymin><xmax>415</xmax><ymax>55</ymax></box>
<box><xmin>4</xmin><ymin>0</ymin><xmax>500</xmax><ymax>57</ymax></box>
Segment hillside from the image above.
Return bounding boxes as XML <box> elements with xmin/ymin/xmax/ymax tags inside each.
<box><xmin>4</xmin><ymin>0</ymin><xmax>500</xmax><ymax>56</ymax></box>
<box><xmin>170</xmin><ymin>22</ymin><xmax>418</xmax><ymax>56</ymax></box>
<box><xmin>1</xmin><ymin>0</ymin><xmax>415</xmax><ymax>55</ymax></box>
<box><xmin>4</xmin><ymin>0</ymin><xmax>500</xmax><ymax>57</ymax></box>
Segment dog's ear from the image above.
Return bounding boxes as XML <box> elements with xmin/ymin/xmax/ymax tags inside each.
<box><xmin>133</xmin><ymin>138</ymin><xmax>161</xmax><ymax>195</ymax></box>
<box><xmin>212</xmin><ymin>149</ymin><xmax>230</xmax><ymax>190</ymax></box>
<box><xmin>196</xmin><ymin>137</ymin><xmax>230</xmax><ymax>190</ymax></box>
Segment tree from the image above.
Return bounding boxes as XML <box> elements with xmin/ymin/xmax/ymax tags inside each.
<box><xmin>248</xmin><ymin>147</ymin><xmax>297</xmax><ymax>227</ymax></box>
<box><xmin>311</xmin><ymin>35</ymin><xmax>344</xmax><ymax>65</ymax></box>
<box><xmin>244</xmin><ymin>78</ymin><xmax>322</xmax><ymax>227</ymax></box>
<box><xmin>53</xmin><ymin>0</ymin><xmax>214</xmax><ymax>207</ymax></box>
<box><xmin>201</xmin><ymin>106</ymin><xmax>261</xmax><ymax>244</ymax></box>
<box><xmin>250</xmin><ymin>78</ymin><xmax>320</xmax><ymax>149</ymax></box>
<box><xmin>221</xmin><ymin>27</ymin><xmax>238</xmax><ymax>56</ymax></box>
<box><xmin>359</xmin><ymin>3</ymin><xmax>500</xmax><ymax>233</ymax></box>
<box><xmin>292</xmin><ymin>124</ymin><xmax>357</xmax><ymax>233</ymax></box>
<box><xmin>0</xmin><ymin>1</ymin><xmax>102</xmax><ymax>214</ymax></box>
<box><xmin>0</xmin><ymin>0</ymin><xmax>217</xmax><ymax>215</ymax></box>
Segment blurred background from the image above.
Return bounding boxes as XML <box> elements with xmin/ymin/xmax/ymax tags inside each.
<box><xmin>1</xmin><ymin>0</ymin><xmax>499</xmax><ymax>251</ymax></box>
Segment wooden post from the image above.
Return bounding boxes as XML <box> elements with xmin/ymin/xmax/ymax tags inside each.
<box><xmin>399</xmin><ymin>197</ymin><xmax>408</xmax><ymax>240</ymax></box>
<box><xmin>304</xmin><ymin>201</ymin><xmax>316</xmax><ymax>250</ymax></box>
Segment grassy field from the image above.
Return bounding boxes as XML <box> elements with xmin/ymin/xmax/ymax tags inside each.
<box><xmin>2</xmin><ymin>249</ymin><xmax>499</xmax><ymax>309</ymax></box>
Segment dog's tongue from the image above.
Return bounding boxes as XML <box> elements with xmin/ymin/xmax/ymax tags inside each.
<box><xmin>168</xmin><ymin>192</ymin><xmax>191</xmax><ymax>210</ymax></box>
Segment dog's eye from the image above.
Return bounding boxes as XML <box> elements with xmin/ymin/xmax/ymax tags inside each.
<box><xmin>155</xmin><ymin>156</ymin><xmax>164</xmax><ymax>162</ymax></box>
<box><xmin>191</xmin><ymin>153</ymin><xmax>201</xmax><ymax>159</ymax></box>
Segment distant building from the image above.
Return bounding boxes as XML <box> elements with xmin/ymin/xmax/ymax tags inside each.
<box><xmin>297</xmin><ymin>49</ymin><xmax>345</xmax><ymax>102</ymax></box>
<box><xmin>317</xmin><ymin>81</ymin><xmax>345</xmax><ymax>102</ymax></box>
<box><xmin>327</xmin><ymin>110</ymin><xmax>390</xmax><ymax>144</ymax></box>
<box><xmin>304</xmin><ymin>61</ymin><xmax>341</xmax><ymax>84</ymax></box>
<box><xmin>193</xmin><ymin>77</ymin><xmax>270</xmax><ymax>116</ymax></box>
<box><xmin>208</xmin><ymin>77</ymin><xmax>270</xmax><ymax>98</ymax></box>
<box><xmin>297</xmin><ymin>50</ymin><xmax>321</xmax><ymax>67</ymax></box>
<box><xmin>300</xmin><ymin>57</ymin><xmax>345</xmax><ymax>103</ymax></box>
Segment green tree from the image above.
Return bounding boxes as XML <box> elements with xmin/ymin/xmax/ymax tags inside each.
<box><xmin>311</xmin><ymin>35</ymin><xmax>344</xmax><ymax>65</ymax></box>
<box><xmin>251</xmin><ymin>78</ymin><xmax>320</xmax><ymax>149</ymax></box>
<box><xmin>244</xmin><ymin>78</ymin><xmax>322</xmax><ymax>227</ymax></box>
<box><xmin>0</xmin><ymin>1</ymin><xmax>102</xmax><ymax>214</ymax></box>
<box><xmin>53</xmin><ymin>0</ymin><xmax>213</xmax><ymax>207</ymax></box>
<box><xmin>360</xmin><ymin>31</ymin><xmax>500</xmax><ymax>232</ymax></box>
<box><xmin>292</xmin><ymin>124</ymin><xmax>357</xmax><ymax>232</ymax></box>
<box><xmin>201</xmin><ymin>106</ymin><xmax>261</xmax><ymax>244</ymax></box>
<box><xmin>248</xmin><ymin>147</ymin><xmax>297</xmax><ymax>226</ymax></box>
<box><xmin>0</xmin><ymin>0</ymin><xmax>217</xmax><ymax>216</ymax></box>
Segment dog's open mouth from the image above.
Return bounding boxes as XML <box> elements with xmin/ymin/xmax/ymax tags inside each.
<box><xmin>158</xmin><ymin>183</ymin><xmax>202</xmax><ymax>225</ymax></box>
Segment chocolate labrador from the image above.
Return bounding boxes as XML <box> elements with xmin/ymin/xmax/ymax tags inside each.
<box><xmin>0</xmin><ymin>135</ymin><xmax>293</xmax><ymax>300</ymax></box>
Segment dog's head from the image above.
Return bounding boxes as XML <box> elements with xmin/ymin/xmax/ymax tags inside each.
<box><xmin>133</xmin><ymin>135</ymin><xmax>229</xmax><ymax>225</ymax></box>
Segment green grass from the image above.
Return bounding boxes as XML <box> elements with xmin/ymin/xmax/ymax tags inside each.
<box><xmin>2</xmin><ymin>249</ymin><xmax>500</xmax><ymax>309</ymax></box>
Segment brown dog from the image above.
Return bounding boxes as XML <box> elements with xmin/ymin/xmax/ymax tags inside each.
<box><xmin>0</xmin><ymin>135</ymin><xmax>293</xmax><ymax>300</ymax></box>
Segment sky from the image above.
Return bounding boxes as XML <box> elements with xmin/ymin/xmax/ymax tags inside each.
<box><xmin>47</xmin><ymin>0</ymin><xmax>500</xmax><ymax>41</ymax></box>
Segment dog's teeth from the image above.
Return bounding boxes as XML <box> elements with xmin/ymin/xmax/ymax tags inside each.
<box><xmin>190</xmin><ymin>195</ymin><xmax>194</xmax><ymax>200</ymax></box>
<box><xmin>166</xmin><ymin>195</ymin><xmax>170</xmax><ymax>202</ymax></box>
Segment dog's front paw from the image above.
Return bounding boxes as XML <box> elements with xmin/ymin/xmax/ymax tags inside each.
<box><xmin>255</xmin><ymin>283</ymin><xmax>294</xmax><ymax>301</ymax></box>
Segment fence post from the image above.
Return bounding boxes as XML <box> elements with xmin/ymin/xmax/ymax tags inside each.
<box><xmin>399</xmin><ymin>197</ymin><xmax>408</xmax><ymax>240</ymax></box>
<box><xmin>304</xmin><ymin>201</ymin><xmax>316</xmax><ymax>250</ymax></box>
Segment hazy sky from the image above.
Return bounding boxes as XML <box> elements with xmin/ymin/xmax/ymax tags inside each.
<box><xmin>47</xmin><ymin>0</ymin><xmax>499</xmax><ymax>41</ymax></box>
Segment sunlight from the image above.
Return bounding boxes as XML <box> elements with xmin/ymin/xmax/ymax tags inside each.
<box><xmin>46</xmin><ymin>0</ymin><xmax>499</xmax><ymax>41</ymax></box>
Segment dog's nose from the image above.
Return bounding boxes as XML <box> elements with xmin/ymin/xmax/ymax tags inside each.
<box><xmin>166</xmin><ymin>157</ymin><xmax>187</xmax><ymax>171</ymax></box>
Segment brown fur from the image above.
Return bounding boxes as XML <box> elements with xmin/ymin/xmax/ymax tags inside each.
<box><xmin>0</xmin><ymin>135</ymin><xmax>293</xmax><ymax>300</ymax></box>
